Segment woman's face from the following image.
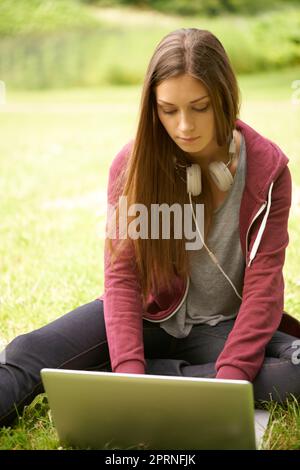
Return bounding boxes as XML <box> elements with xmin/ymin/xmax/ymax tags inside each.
<box><xmin>155</xmin><ymin>73</ymin><xmax>216</xmax><ymax>161</ymax></box>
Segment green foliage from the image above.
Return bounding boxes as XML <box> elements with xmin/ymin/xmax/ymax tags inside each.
<box><xmin>0</xmin><ymin>5</ymin><xmax>299</xmax><ymax>89</ymax></box>
<box><xmin>83</xmin><ymin>0</ymin><xmax>300</xmax><ymax>16</ymax></box>
<box><xmin>0</xmin><ymin>0</ymin><xmax>99</xmax><ymax>37</ymax></box>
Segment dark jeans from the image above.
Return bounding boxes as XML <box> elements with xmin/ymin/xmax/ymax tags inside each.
<box><xmin>0</xmin><ymin>299</ymin><xmax>300</xmax><ymax>427</ymax></box>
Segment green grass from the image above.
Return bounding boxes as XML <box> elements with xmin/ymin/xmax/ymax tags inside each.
<box><xmin>261</xmin><ymin>397</ymin><xmax>300</xmax><ymax>450</ymax></box>
<box><xmin>0</xmin><ymin>65</ymin><xmax>300</xmax><ymax>449</ymax></box>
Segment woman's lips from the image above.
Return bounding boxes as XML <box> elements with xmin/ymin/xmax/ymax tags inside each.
<box><xmin>178</xmin><ymin>136</ymin><xmax>200</xmax><ymax>143</ymax></box>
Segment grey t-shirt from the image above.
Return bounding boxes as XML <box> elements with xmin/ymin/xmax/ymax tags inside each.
<box><xmin>160</xmin><ymin>134</ymin><xmax>246</xmax><ymax>338</ymax></box>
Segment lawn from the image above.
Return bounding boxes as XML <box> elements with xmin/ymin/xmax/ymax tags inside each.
<box><xmin>0</xmin><ymin>65</ymin><xmax>300</xmax><ymax>449</ymax></box>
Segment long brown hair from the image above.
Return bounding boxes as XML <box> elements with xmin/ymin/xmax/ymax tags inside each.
<box><xmin>106</xmin><ymin>28</ymin><xmax>240</xmax><ymax>307</ymax></box>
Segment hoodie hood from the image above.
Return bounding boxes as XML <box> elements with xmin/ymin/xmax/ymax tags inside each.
<box><xmin>236</xmin><ymin>119</ymin><xmax>289</xmax><ymax>203</ymax></box>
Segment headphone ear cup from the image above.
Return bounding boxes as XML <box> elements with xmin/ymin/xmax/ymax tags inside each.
<box><xmin>208</xmin><ymin>161</ymin><xmax>233</xmax><ymax>192</ymax></box>
<box><xmin>186</xmin><ymin>164</ymin><xmax>202</xmax><ymax>196</ymax></box>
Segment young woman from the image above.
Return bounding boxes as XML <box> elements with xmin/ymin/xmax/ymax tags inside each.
<box><xmin>1</xmin><ymin>28</ymin><xmax>300</xmax><ymax>428</ymax></box>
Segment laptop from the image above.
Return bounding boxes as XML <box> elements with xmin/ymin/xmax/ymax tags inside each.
<box><xmin>41</xmin><ymin>368</ymin><xmax>270</xmax><ymax>450</ymax></box>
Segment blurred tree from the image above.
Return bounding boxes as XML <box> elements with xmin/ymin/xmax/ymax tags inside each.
<box><xmin>81</xmin><ymin>0</ymin><xmax>300</xmax><ymax>16</ymax></box>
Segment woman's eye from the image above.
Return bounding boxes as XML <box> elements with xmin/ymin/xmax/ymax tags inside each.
<box><xmin>162</xmin><ymin>105</ymin><xmax>209</xmax><ymax>115</ymax></box>
<box><xmin>195</xmin><ymin>105</ymin><xmax>209</xmax><ymax>112</ymax></box>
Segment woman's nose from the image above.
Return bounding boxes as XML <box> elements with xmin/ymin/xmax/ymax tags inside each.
<box><xmin>177</xmin><ymin>113</ymin><xmax>195</xmax><ymax>132</ymax></box>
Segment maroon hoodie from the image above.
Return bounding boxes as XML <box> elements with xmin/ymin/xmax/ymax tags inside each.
<box><xmin>98</xmin><ymin>118</ymin><xmax>300</xmax><ymax>381</ymax></box>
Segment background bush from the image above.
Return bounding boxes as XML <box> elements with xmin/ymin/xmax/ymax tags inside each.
<box><xmin>0</xmin><ymin>0</ymin><xmax>100</xmax><ymax>37</ymax></box>
<box><xmin>83</xmin><ymin>0</ymin><xmax>300</xmax><ymax>16</ymax></box>
<box><xmin>0</xmin><ymin>0</ymin><xmax>299</xmax><ymax>89</ymax></box>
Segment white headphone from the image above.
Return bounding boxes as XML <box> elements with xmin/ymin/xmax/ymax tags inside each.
<box><xmin>174</xmin><ymin>132</ymin><xmax>243</xmax><ymax>301</ymax></box>
<box><xmin>186</xmin><ymin>134</ymin><xmax>236</xmax><ymax>196</ymax></box>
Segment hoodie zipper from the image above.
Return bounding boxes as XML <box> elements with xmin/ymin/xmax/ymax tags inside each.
<box><xmin>246</xmin><ymin>181</ymin><xmax>274</xmax><ymax>267</ymax></box>
<box><xmin>245</xmin><ymin>201</ymin><xmax>267</xmax><ymax>266</ymax></box>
